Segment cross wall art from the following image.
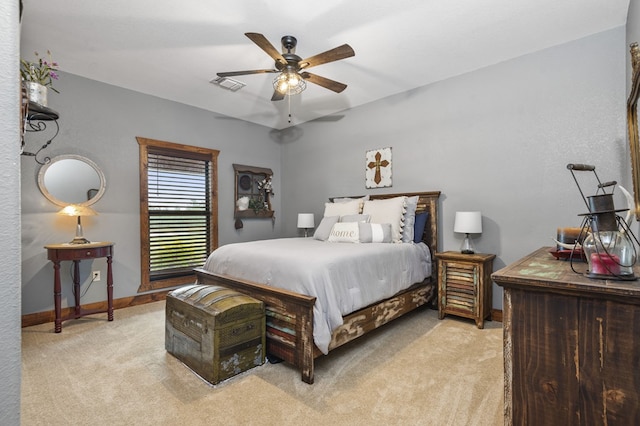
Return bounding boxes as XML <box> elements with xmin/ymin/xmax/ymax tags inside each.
<box><xmin>365</xmin><ymin>147</ymin><xmax>392</xmax><ymax>188</ymax></box>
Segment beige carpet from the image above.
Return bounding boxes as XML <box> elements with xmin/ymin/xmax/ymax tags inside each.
<box><xmin>22</xmin><ymin>301</ymin><xmax>504</xmax><ymax>426</ymax></box>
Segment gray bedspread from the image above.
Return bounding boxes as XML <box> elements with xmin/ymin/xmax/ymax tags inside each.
<box><xmin>203</xmin><ymin>238</ymin><xmax>432</xmax><ymax>354</ymax></box>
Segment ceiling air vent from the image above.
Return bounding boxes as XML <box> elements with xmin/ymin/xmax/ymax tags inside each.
<box><xmin>210</xmin><ymin>76</ymin><xmax>246</xmax><ymax>92</ymax></box>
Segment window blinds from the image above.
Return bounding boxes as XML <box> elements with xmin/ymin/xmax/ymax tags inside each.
<box><xmin>147</xmin><ymin>151</ymin><xmax>211</xmax><ymax>279</ymax></box>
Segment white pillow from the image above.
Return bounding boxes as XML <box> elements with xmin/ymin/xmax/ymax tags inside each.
<box><xmin>401</xmin><ymin>196</ymin><xmax>419</xmax><ymax>243</ymax></box>
<box><xmin>332</xmin><ymin>195</ymin><xmax>370</xmax><ymax>213</ymax></box>
<box><xmin>323</xmin><ymin>199</ymin><xmax>360</xmax><ymax>217</ymax></box>
<box><xmin>362</xmin><ymin>196</ymin><xmax>406</xmax><ymax>243</ymax></box>
<box><xmin>359</xmin><ymin>222</ymin><xmax>392</xmax><ymax>243</ymax></box>
<box><xmin>327</xmin><ymin>222</ymin><xmax>360</xmax><ymax>243</ymax></box>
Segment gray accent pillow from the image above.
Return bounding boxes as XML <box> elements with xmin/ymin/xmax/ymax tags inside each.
<box><xmin>402</xmin><ymin>195</ymin><xmax>419</xmax><ymax>243</ymax></box>
<box><xmin>313</xmin><ymin>216</ymin><xmax>340</xmax><ymax>241</ymax></box>
<box><xmin>340</xmin><ymin>214</ymin><xmax>370</xmax><ymax>223</ymax></box>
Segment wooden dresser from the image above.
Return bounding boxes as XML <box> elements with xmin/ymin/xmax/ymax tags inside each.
<box><xmin>492</xmin><ymin>247</ymin><xmax>640</xmax><ymax>425</ymax></box>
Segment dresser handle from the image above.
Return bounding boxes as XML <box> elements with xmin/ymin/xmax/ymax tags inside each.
<box><xmin>86</xmin><ymin>251</ymin><xmax>92</xmax><ymax>256</ymax></box>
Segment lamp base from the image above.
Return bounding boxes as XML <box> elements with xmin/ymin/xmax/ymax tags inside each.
<box><xmin>69</xmin><ymin>218</ymin><xmax>91</xmax><ymax>244</ymax></box>
<box><xmin>460</xmin><ymin>233</ymin><xmax>475</xmax><ymax>254</ymax></box>
<box><xmin>69</xmin><ymin>237</ymin><xmax>91</xmax><ymax>244</ymax></box>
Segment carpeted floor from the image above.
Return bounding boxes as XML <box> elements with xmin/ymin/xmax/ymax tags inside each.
<box><xmin>22</xmin><ymin>301</ymin><xmax>504</xmax><ymax>425</ymax></box>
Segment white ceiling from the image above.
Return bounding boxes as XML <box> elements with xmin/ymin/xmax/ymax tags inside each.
<box><xmin>20</xmin><ymin>0</ymin><xmax>630</xmax><ymax>130</ymax></box>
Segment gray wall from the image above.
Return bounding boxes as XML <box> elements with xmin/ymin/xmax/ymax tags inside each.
<box><xmin>1</xmin><ymin>1</ymin><xmax>22</xmax><ymax>424</ymax></box>
<box><xmin>21</xmin><ymin>74</ymin><xmax>283</xmax><ymax>315</ymax></box>
<box><xmin>281</xmin><ymin>27</ymin><xmax>629</xmax><ymax>310</ymax></box>
<box><xmin>20</xmin><ymin>26</ymin><xmax>630</xmax><ymax>316</ymax></box>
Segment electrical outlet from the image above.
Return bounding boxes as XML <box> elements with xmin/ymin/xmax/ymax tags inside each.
<box><xmin>92</xmin><ymin>271</ymin><xmax>101</xmax><ymax>281</ymax></box>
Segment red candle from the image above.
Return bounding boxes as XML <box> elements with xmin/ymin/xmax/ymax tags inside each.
<box><xmin>590</xmin><ymin>253</ymin><xmax>621</xmax><ymax>275</ymax></box>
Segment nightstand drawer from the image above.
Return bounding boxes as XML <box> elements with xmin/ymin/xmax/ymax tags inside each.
<box><xmin>441</xmin><ymin>262</ymin><xmax>477</xmax><ymax>312</ymax></box>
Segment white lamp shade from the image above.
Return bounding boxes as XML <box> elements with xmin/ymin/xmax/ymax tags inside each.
<box><xmin>454</xmin><ymin>211</ymin><xmax>482</xmax><ymax>234</ymax></box>
<box><xmin>297</xmin><ymin>213</ymin><xmax>315</xmax><ymax>229</ymax></box>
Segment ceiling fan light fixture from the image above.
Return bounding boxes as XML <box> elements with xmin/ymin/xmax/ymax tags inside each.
<box><xmin>273</xmin><ymin>71</ymin><xmax>306</xmax><ymax>95</ymax></box>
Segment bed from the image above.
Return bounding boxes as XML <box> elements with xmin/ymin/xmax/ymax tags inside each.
<box><xmin>194</xmin><ymin>191</ymin><xmax>440</xmax><ymax>384</ymax></box>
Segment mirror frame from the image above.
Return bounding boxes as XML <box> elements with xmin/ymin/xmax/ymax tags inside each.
<box><xmin>37</xmin><ymin>154</ymin><xmax>106</xmax><ymax>206</ymax></box>
<box><xmin>628</xmin><ymin>42</ymin><xmax>640</xmax><ymax>220</ymax></box>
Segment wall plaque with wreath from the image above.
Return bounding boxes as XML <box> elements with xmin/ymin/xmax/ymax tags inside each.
<box><xmin>233</xmin><ymin>164</ymin><xmax>274</xmax><ymax>221</ymax></box>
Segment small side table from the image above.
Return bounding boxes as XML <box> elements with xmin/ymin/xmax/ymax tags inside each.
<box><xmin>434</xmin><ymin>251</ymin><xmax>495</xmax><ymax>329</ymax></box>
<box><xmin>45</xmin><ymin>241</ymin><xmax>114</xmax><ymax>333</ymax></box>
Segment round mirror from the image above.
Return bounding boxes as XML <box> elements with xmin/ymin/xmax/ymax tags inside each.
<box><xmin>37</xmin><ymin>155</ymin><xmax>106</xmax><ymax>206</ymax></box>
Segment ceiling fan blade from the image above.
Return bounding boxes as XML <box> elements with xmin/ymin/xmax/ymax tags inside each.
<box><xmin>245</xmin><ymin>32</ymin><xmax>288</xmax><ymax>67</ymax></box>
<box><xmin>217</xmin><ymin>69</ymin><xmax>278</xmax><ymax>77</ymax></box>
<box><xmin>301</xmin><ymin>72</ymin><xmax>347</xmax><ymax>93</ymax></box>
<box><xmin>271</xmin><ymin>90</ymin><xmax>285</xmax><ymax>101</ymax></box>
<box><xmin>299</xmin><ymin>44</ymin><xmax>355</xmax><ymax>69</ymax></box>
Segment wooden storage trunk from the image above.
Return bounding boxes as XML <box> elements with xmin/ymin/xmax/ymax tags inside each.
<box><xmin>165</xmin><ymin>284</ymin><xmax>265</xmax><ymax>384</ymax></box>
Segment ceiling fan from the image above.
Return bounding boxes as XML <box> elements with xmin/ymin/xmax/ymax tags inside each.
<box><xmin>217</xmin><ymin>32</ymin><xmax>355</xmax><ymax>101</ymax></box>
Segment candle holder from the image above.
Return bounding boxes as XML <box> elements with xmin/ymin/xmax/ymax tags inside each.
<box><xmin>567</xmin><ymin>163</ymin><xmax>640</xmax><ymax>280</ymax></box>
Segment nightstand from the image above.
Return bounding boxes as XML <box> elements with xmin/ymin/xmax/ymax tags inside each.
<box><xmin>434</xmin><ymin>251</ymin><xmax>495</xmax><ymax>329</ymax></box>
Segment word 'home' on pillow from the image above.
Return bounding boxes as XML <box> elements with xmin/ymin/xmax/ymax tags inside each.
<box><xmin>328</xmin><ymin>222</ymin><xmax>360</xmax><ymax>243</ymax></box>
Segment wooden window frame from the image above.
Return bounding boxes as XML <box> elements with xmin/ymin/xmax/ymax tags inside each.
<box><xmin>137</xmin><ymin>136</ymin><xmax>219</xmax><ymax>292</ymax></box>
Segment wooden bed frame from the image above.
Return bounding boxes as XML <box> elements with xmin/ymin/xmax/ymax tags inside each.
<box><xmin>194</xmin><ymin>191</ymin><xmax>441</xmax><ymax>384</ymax></box>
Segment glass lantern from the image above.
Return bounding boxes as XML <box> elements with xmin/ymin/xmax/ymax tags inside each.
<box><xmin>581</xmin><ymin>194</ymin><xmax>637</xmax><ymax>280</ymax></box>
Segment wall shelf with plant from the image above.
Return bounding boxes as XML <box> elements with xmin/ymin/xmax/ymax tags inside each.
<box><xmin>233</xmin><ymin>164</ymin><xmax>275</xmax><ymax>226</ymax></box>
<box><xmin>20</xmin><ymin>50</ymin><xmax>61</xmax><ymax>164</ymax></box>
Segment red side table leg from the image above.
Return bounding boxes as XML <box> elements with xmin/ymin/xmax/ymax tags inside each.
<box><xmin>107</xmin><ymin>254</ymin><xmax>114</xmax><ymax>321</ymax></box>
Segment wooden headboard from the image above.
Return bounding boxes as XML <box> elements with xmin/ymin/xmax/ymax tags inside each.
<box><xmin>330</xmin><ymin>191</ymin><xmax>441</xmax><ymax>256</ymax></box>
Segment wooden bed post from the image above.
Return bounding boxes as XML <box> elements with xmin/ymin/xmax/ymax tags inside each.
<box><xmin>297</xmin><ymin>308</ymin><xmax>315</xmax><ymax>384</ymax></box>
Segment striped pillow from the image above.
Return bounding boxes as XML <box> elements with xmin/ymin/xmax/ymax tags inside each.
<box><xmin>358</xmin><ymin>223</ymin><xmax>392</xmax><ymax>243</ymax></box>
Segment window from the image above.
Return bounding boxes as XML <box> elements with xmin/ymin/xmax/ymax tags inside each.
<box><xmin>137</xmin><ymin>137</ymin><xmax>218</xmax><ymax>292</ymax></box>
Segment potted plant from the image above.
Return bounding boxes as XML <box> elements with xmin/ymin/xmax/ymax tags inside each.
<box><xmin>20</xmin><ymin>50</ymin><xmax>59</xmax><ymax>106</ymax></box>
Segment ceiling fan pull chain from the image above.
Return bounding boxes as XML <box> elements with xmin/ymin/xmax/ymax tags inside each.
<box><xmin>288</xmin><ymin>89</ymin><xmax>292</xmax><ymax>124</ymax></box>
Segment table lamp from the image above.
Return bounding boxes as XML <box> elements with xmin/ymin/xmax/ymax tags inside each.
<box><xmin>297</xmin><ymin>213</ymin><xmax>315</xmax><ymax>237</ymax></box>
<box><xmin>57</xmin><ymin>204</ymin><xmax>98</xmax><ymax>244</ymax></box>
<box><xmin>454</xmin><ymin>211</ymin><xmax>482</xmax><ymax>254</ymax></box>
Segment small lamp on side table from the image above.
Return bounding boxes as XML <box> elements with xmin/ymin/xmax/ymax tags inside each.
<box><xmin>454</xmin><ymin>211</ymin><xmax>482</xmax><ymax>254</ymax></box>
<box><xmin>57</xmin><ymin>204</ymin><xmax>98</xmax><ymax>244</ymax></box>
<box><xmin>297</xmin><ymin>213</ymin><xmax>315</xmax><ymax>237</ymax></box>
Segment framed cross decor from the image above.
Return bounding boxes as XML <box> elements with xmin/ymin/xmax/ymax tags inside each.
<box><xmin>365</xmin><ymin>147</ymin><xmax>392</xmax><ymax>188</ymax></box>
